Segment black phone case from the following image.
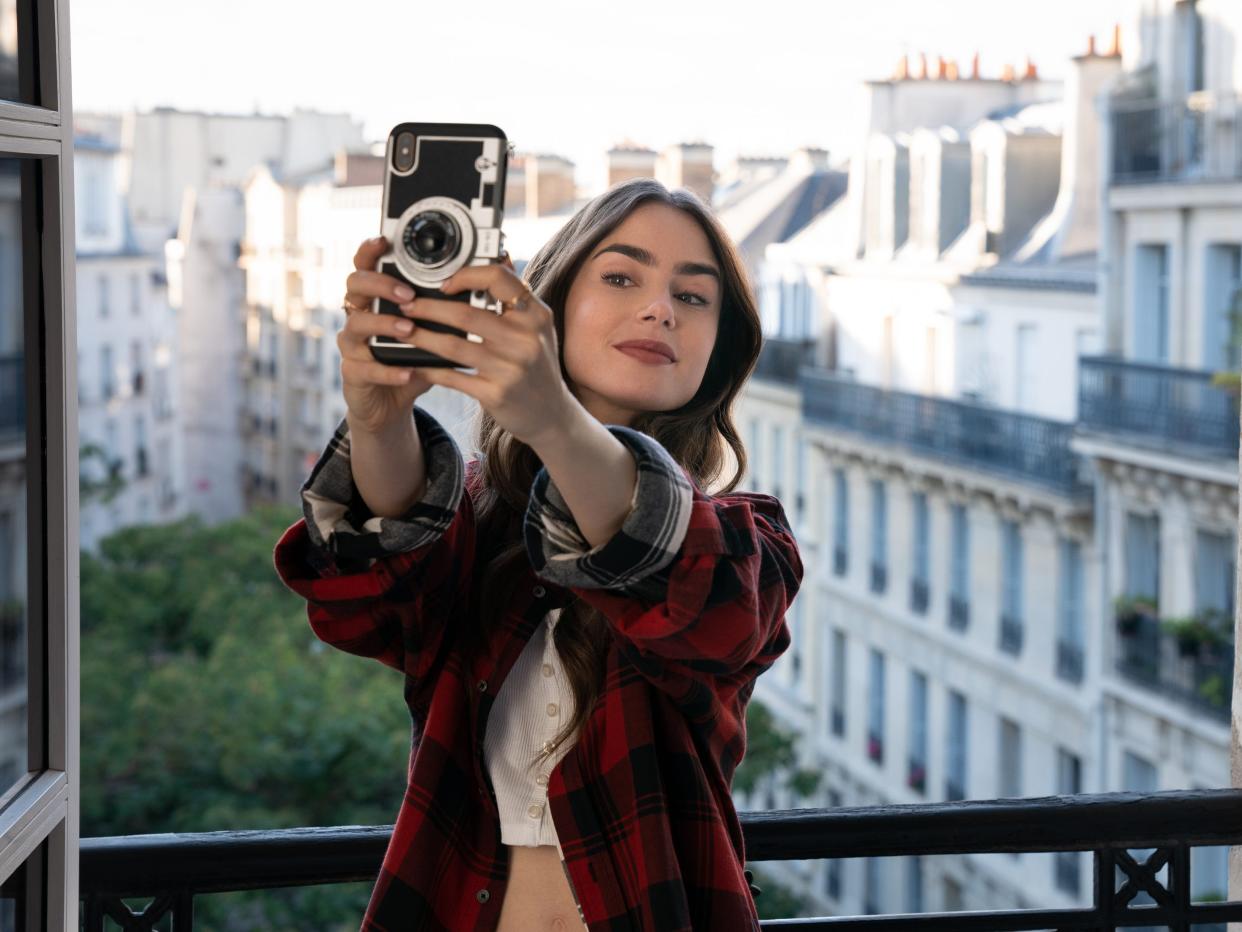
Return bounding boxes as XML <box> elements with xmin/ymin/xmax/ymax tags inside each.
<box><xmin>370</xmin><ymin>122</ymin><xmax>509</xmax><ymax>368</ymax></box>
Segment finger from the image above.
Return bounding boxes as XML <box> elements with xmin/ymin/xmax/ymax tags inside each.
<box><xmin>352</xmin><ymin>235</ymin><xmax>390</xmax><ymax>272</ymax></box>
<box><xmin>416</xmin><ymin>363</ymin><xmax>488</xmax><ymax>406</ymax></box>
<box><xmin>394</xmin><ymin>323</ymin><xmax>487</xmax><ymax>371</ymax></box>
<box><xmin>341</xmin><ymin>356</ymin><xmax>416</xmax><ymax>387</ymax></box>
<box><xmin>500</xmin><ymin>250</ymin><xmax>516</xmax><ymax>272</ymax></box>
<box><xmin>339</xmin><ymin>310</ymin><xmax>416</xmax><ymax>352</ymax></box>
<box><xmin>442</xmin><ymin>263</ymin><xmax>528</xmax><ymax>302</ymax></box>
<box><xmin>398</xmin><ymin>296</ymin><xmax>515</xmax><ymax>345</ymax></box>
<box><xmin>347</xmin><ymin>269</ymin><xmax>417</xmax><ymax>305</ymax></box>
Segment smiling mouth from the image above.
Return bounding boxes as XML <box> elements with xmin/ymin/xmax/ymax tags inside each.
<box><xmin>615</xmin><ymin>345</ymin><xmax>674</xmax><ymax>364</ymax></box>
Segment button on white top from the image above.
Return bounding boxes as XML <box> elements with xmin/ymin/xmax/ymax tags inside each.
<box><xmin>482</xmin><ymin>607</ymin><xmax>579</xmax><ymax>847</ymax></box>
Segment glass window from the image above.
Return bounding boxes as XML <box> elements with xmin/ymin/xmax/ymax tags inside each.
<box><xmin>870</xmin><ymin>478</ymin><xmax>887</xmax><ymax>594</ymax></box>
<box><xmin>0</xmin><ymin>157</ymin><xmax>29</xmax><ymax>802</ymax></box>
<box><xmin>833</xmin><ymin>468</ymin><xmax>849</xmax><ymax>576</ymax></box>
<box><xmin>771</xmin><ymin>423</ymin><xmax>784</xmax><ymax>497</ymax></box>
<box><xmin>947</xmin><ymin>690</ymin><xmax>968</xmax><ymax>801</ymax></box>
<box><xmin>908</xmin><ymin>670</ymin><xmax>927</xmax><ymax>794</ymax></box>
<box><xmin>867</xmin><ymin>648</ymin><xmax>885</xmax><ymax>764</ymax></box>
<box><xmin>830</xmin><ymin>628</ymin><xmax>846</xmax><ymax>737</ymax></box>
<box><xmin>911</xmin><ymin>491</ymin><xmax>929</xmax><ymax>584</ymax></box>
<box><xmin>1055</xmin><ymin>748</ymin><xmax>1082</xmax><ymax>894</ymax></box>
<box><xmin>1057</xmin><ymin>538</ymin><xmax>1085</xmax><ymax>683</ymax></box>
<box><xmin>1124</xmin><ymin>512</ymin><xmax>1160</xmax><ymax>603</ymax></box>
<box><xmin>0</xmin><ymin>0</ymin><xmax>23</xmax><ymax>103</ymax></box>
<box><xmin>998</xmin><ymin>717</ymin><xmax>1021</xmax><ymax>798</ymax></box>
<box><xmin>1000</xmin><ymin>519</ymin><xmax>1023</xmax><ymax>654</ymax></box>
<box><xmin>1195</xmin><ymin>529</ymin><xmax>1236</xmax><ymax>618</ymax></box>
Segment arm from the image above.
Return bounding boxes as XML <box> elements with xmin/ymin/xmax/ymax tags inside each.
<box><xmin>523</xmin><ymin>425</ymin><xmax>803</xmax><ymax>700</ymax></box>
<box><xmin>274</xmin><ymin>404</ymin><xmax>476</xmax><ymax>694</ymax></box>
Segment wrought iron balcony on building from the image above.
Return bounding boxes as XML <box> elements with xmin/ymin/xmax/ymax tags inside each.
<box><xmin>1078</xmin><ymin>355</ymin><xmax>1240</xmax><ymax>460</ymax></box>
<box><xmin>801</xmin><ymin>370</ymin><xmax>1087</xmax><ymax>496</ymax></box>
<box><xmin>1115</xmin><ymin>611</ymin><xmax>1233</xmax><ymax>725</ymax></box>
<box><xmin>754</xmin><ymin>336</ymin><xmax>816</xmax><ymax>387</ymax></box>
<box><xmin>1111</xmin><ymin>92</ymin><xmax>1242</xmax><ymax>184</ymax></box>
<box><xmin>81</xmin><ymin>790</ymin><xmax>1242</xmax><ymax>930</ymax></box>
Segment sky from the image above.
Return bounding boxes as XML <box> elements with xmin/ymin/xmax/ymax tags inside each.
<box><xmin>70</xmin><ymin>0</ymin><xmax>1132</xmax><ymax>193</ymax></box>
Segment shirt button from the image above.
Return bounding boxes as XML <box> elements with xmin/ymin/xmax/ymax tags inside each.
<box><xmin>528</xmin><ymin>803</ymin><xmax>542</xmax><ymax>818</ymax></box>
<box><xmin>533</xmin><ymin>584</ymin><xmax>547</xmax><ymax>598</ymax></box>
<box><xmin>546</xmin><ymin>702</ymin><xmax>558</xmax><ymax>717</ymax></box>
<box><xmin>541</xmin><ymin>740</ymin><xmax>554</xmax><ymax>754</ymax></box>
<box><xmin>475</xmin><ymin>888</ymin><xmax>490</xmax><ymax>903</ymax></box>
<box><xmin>476</xmin><ymin>679</ymin><xmax>487</xmax><ymax>692</ymax></box>
<box><xmin>536</xmin><ymin>774</ymin><xmax>549</xmax><ymax>786</ymax></box>
<box><xmin>541</xmin><ymin>663</ymin><xmax>553</xmax><ymax>677</ymax></box>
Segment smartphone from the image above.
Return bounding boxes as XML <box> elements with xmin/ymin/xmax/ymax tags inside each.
<box><xmin>369</xmin><ymin>122</ymin><xmax>510</xmax><ymax>368</ymax></box>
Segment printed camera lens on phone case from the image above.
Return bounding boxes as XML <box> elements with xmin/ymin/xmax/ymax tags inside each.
<box><xmin>404</xmin><ymin>211</ymin><xmax>460</xmax><ymax>266</ymax></box>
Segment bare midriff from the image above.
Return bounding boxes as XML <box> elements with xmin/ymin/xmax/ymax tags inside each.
<box><xmin>496</xmin><ymin>843</ymin><xmax>589</xmax><ymax>931</ymax></box>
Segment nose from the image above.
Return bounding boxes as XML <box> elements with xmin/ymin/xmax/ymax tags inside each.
<box><xmin>643</xmin><ymin>292</ymin><xmax>677</xmax><ymax>327</ymax></box>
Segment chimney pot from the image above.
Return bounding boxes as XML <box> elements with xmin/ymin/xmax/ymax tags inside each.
<box><xmin>971</xmin><ymin>51</ymin><xmax>981</xmax><ymax>80</ymax></box>
<box><xmin>1107</xmin><ymin>23</ymin><xmax>1122</xmax><ymax>57</ymax></box>
<box><xmin>895</xmin><ymin>54</ymin><xmax>909</xmax><ymax>80</ymax></box>
<box><xmin>916</xmin><ymin>52</ymin><xmax>928</xmax><ymax>80</ymax></box>
<box><xmin>946</xmin><ymin>59</ymin><xmax>960</xmax><ymax>80</ymax></box>
<box><xmin>1086</xmin><ymin>34</ymin><xmax>1097</xmax><ymax>56</ymax></box>
<box><xmin>937</xmin><ymin>56</ymin><xmax>948</xmax><ymax>80</ymax></box>
<box><xmin>1001</xmin><ymin>62</ymin><xmax>1016</xmax><ymax>82</ymax></box>
<box><xmin>1023</xmin><ymin>58</ymin><xmax>1038</xmax><ymax>80</ymax></box>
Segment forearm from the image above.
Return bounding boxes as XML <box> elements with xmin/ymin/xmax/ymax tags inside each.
<box><xmin>530</xmin><ymin>404</ymin><xmax>638</xmax><ymax>550</ymax></box>
<box><xmin>347</xmin><ymin>411</ymin><xmax>427</xmax><ymax>519</ymax></box>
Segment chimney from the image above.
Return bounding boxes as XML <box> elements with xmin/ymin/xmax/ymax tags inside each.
<box><xmin>937</xmin><ymin>56</ymin><xmax>948</xmax><ymax>80</ymax></box>
<box><xmin>1022</xmin><ymin>57</ymin><xmax>1038</xmax><ymax>81</ymax></box>
<box><xmin>916</xmin><ymin>52</ymin><xmax>929</xmax><ymax>80</ymax></box>
<box><xmin>894</xmin><ymin>54</ymin><xmax>910</xmax><ymax>80</ymax></box>
<box><xmin>1086</xmin><ymin>34</ymin><xmax>1097</xmax><ymax>57</ymax></box>
<box><xmin>503</xmin><ymin>153</ymin><xmax>526</xmax><ymax>214</ymax></box>
<box><xmin>971</xmin><ymin>52</ymin><xmax>981</xmax><ymax>80</ymax></box>
<box><xmin>1001</xmin><ymin>63</ymin><xmax>1016</xmax><ymax>82</ymax></box>
<box><xmin>655</xmin><ymin>142</ymin><xmax>714</xmax><ymax>203</ymax></box>
<box><xmin>333</xmin><ymin>149</ymin><xmax>385</xmax><ymax>187</ymax></box>
<box><xmin>1106</xmin><ymin>23</ymin><xmax>1122</xmax><ymax>57</ymax></box>
<box><xmin>525</xmin><ymin>153</ymin><xmax>575</xmax><ymax>218</ymax></box>
<box><xmin>606</xmin><ymin>143</ymin><xmax>657</xmax><ymax>188</ymax></box>
<box><xmin>946</xmin><ymin>59</ymin><xmax>960</xmax><ymax>80</ymax></box>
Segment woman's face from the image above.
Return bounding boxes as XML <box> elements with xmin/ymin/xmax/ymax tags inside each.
<box><xmin>561</xmin><ymin>202</ymin><xmax>722</xmax><ymax>427</ymax></box>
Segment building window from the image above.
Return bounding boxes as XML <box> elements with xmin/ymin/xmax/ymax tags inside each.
<box><xmin>1195</xmin><ymin>529</ymin><xmax>1236</xmax><ymax>619</ymax></box>
<box><xmin>771</xmin><ymin>423</ymin><xmax>784</xmax><ymax>499</ymax></box>
<box><xmin>864</xmin><ymin>856</ymin><xmax>881</xmax><ymax>915</ymax></box>
<box><xmin>129</xmin><ymin>270</ymin><xmax>141</xmax><ymax>314</ymax></box>
<box><xmin>870</xmin><ymin>479</ymin><xmax>887</xmax><ymax>594</ymax></box>
<box><xmin>830</xmin><ymin>628</ymin><xmax>847</xmax><ymax>738</ymax></box>
<box><xmin>748</xmin><ymin>418</ymin><xmax>762</xmax><ymax>489</ymax></box>
<box><xmin>1123</xmin><ymin>512</ymin><xmax>1161</xmax><ymax>606</ymax></box>
<box><xmin>908</xmin><ymin>669</ymin><xmax>928</xmax><ymax>794</ymax></box>
<box><xmin>100</xmin><ymin>344</ymin><xmax>115</xmax><ymax>400</ymax></box>
<box><xmin>1054</xmin><ymin>748</ymin><xmax>1082</xmax><ymax>894</ymax></box>
<box><xmin>910</xmin><ymin>491</ymin><xmax>929</xmax><ymax>614</ymax></box>
<box><xmin>949</xmin><ymin>503</ymin><xmax>970</xmax><ymax>630</ymax></box>
<box><xmin>824</xmin><ymin>789</ymin><xmax>843</xmax><ymax>900</ymax></box>
<box><xmin>867</xmin><ymin>648</ymin><xmax>885</xmax><ymax>765</ymax></box>
<box><xmin>1134</xmin><ymin>244</ymin><xmax>1170</xmax><ymax>363</ymax></box>
<box><xmin>794</xmin><ymin>433</ymin><xmax>807</xmax><ymax>524</ymax></box>
<box><xmin>1056</xmin><ymin>538</ymin><xmax>1085</xmax><ymax>684</ymax></box>
<box><xmin>907</xmin><ymin>855</ymin><xmax>924</xmax><ymax>914</ymax></box>
<box><xmin>833</xmin><ymin>468</ymin><xmax>849</xmax><ymax>577</ymax></box>
<box><xmin>1203</xmin><ymin>244</ymin><xmax>1241</xmax><ymax>370</ymax></box>
<box><xmin>98</xmin><ymin>272</ymin><xmax>110</xmax><ymax>317</ymax></box>
<box><xmin>946</xmin><ymin>690</ymin><xmax>968</xmax><ymax>801</ymax></box>
<box><xmin>998</xmin><ymin>717</ymin><xmax>1022</xmax><ymax>799</ymax></box>
<box><xmin>999</xmin><ymin>519</ymin><xmax>1024</xmax><ymax>655</ymax></box>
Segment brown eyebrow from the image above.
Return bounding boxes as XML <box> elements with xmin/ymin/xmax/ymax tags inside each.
<box><xmin>591</xmin><ymin>242</ymin><xmax>720</xmax><ymax>283</ymax></box>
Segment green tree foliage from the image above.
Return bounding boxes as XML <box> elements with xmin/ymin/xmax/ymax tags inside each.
<box><xmin>81</xmin><ymin>504</ymin><xmax>410</xmax><ymax>930</ymax></box>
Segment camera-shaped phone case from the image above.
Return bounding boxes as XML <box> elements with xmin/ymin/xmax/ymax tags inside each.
<box><xmin>369</xmin><ymin>122</ymin><xmax>510</xmax><ymax>368</ymax></box>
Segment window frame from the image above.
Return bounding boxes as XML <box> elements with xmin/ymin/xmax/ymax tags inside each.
<box><xmin>0</xmin><ymin>0</ymin><xmax>80</xmax><ymax>926</ymax></box>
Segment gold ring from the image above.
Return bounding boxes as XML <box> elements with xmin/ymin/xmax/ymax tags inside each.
<box><xmin>501</xmin><ymin>289</ymin><xmax>533</xmax><ymax>312</ymax></box>
<box><xmin>341</xmin><ymin>297</ymin><xmax>367</xmax><ymax>315</ymax></box>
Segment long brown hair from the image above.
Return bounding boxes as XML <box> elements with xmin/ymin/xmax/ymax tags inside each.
<box><xmin>468</xmin><ymin>177</ymin><xmax>763</xmax><ymax>769</ymax></box>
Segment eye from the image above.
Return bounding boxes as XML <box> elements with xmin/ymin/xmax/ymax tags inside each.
<box><xmin>601</xmin><ymin>272</ymin><xmax>632</xmax><ymax>287</ymax></box>
<box><xmin>677</xmin><ymin>291</ymin><xmax>708</xmax><ymax>307</ymax></box>
<box><xmin>602</xmin><ymin>272</ymin><xmax>709</xmax><ymax>307</ymax></box>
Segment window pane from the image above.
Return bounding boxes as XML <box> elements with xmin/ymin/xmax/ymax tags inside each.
<box><xmin>0</xmin><ymin>157</ymin><xmax>30</xmax><ymax>798</ymax></box>
<box><xmin>0</xmin><ymin>0</ymin><xmax>19</xmax><ymax>102</ymax></box>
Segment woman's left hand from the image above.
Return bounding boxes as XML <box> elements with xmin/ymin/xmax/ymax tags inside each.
<box><xmin>394</xmin><ymin>257</ymin><xmax>578</xmax><ymax>451</ymax></box>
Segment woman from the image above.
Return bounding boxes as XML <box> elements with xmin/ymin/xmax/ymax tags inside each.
<box><xmin>273</xmin><ymin>178</ymin><xmax>803</xmax><ymax>931</ymax></box>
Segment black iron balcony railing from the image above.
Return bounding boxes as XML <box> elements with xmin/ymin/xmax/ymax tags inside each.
<box><xmin>948</xmin><ymin>595</ymin><xmax>969</xmax><ymax>632</ymax></box>
<box><xmin>910</xmin><ymin>578</ymin><xmax>929</xmax><ymax>615</ymax></box>
<box><xmin>0</xmin><ymin>353</ymin><xmax>24</xmax><ymax>438</ymax></box>
<box><xmin>1057</xmin><ymin>639</ymin><xmax>1085</xmax><ymax>685</ymax></box>
<box><xmin>999</xmin><ymin>614</ymin><xmax>1024</xmax><ymax>656</ymax></box>
<box><xmin>1116</xmin><ymin>613</ymin><xmax>1234</xmax><ymax>724</ymax></box>
<box><xmin>1111</xmin><ymin>92</ymin><xmax>1242</xmax><ymax>184</ymax></box>
<box><xmin>801</xmin><ymin>370</ymin><xmax>1086</xmax><ymax>495</ymax></box>
<box><xmin>1078</xmin><ymin>355</ymin><xmax>1240</xmax><ymax>459</ymax></box>
<box><xmin>754</xmin><ymin>336</ymin><xmax>816</xmax><ymax>386</ymax></box>
<box><xmin>81</xmin><ymin>791</ymin><xmax>1242</xmax><ymax>930</ymax></box>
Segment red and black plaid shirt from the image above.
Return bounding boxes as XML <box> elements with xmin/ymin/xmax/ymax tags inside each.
<box><xmin>273</xmin><ymin>404</ymin><xmax>804</xmax><ymax>931</ymax></box>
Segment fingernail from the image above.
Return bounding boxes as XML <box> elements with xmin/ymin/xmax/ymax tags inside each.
<box><xmin>395</xmin><ymin>319</ymin><xmax>414</xmax><ymax>333</ymax></box>
<box><xmin>395</xmin><ymin>285</ymin><xmax>415</xmax><ymax>300</ymax></box>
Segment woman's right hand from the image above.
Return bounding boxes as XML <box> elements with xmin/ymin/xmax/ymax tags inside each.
<box><xmin>338</xmin><ymin>236</ymin><xmax>436</xmax><ymax>436</ymax></box>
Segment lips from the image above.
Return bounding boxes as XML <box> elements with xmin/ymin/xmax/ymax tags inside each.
<box><xmin>613</xmin><ymin>340</ymin><xmax>676</xmax><ymax>362</ymax></box>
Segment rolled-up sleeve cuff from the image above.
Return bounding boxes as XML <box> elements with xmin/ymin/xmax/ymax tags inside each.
<box><xmin>522</xmin><ymin>425</ymin><xmax>693</xmax><ymax>595</ymax></box>
<box><xmin>300</xmin><ymin>404</ymin><xmax>465</xmax><ymax>575</ymax></box>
